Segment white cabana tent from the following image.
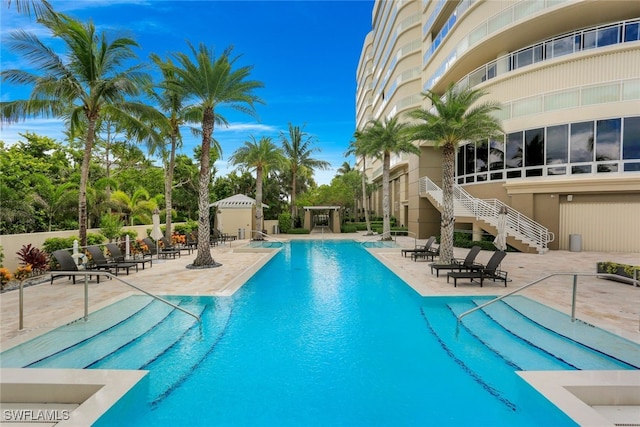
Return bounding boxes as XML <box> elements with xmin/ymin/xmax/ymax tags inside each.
<box><xmin>209</xmin><ymin>194</ymin><xmax>269</xmax><ymax>238</ymax></box>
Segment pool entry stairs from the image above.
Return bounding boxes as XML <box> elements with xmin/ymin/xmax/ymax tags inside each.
<box><xmin>0</xmin><ymin>295</ymin><xmax>232</xmax><ymax>406</ymax></box>
<box><xmin>418</xmin><ymin>176</ymin><xmax>554</xmax><ymax>254</ymax></box>
<box><xmin>421</xmin><ymin>296</ymin><xmax>639</xmax><ymax>411</ymax></box>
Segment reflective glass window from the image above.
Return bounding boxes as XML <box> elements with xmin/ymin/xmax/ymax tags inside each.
<box><xmin>526</xmin><ymin>169</ymin><xmax>543</xmax><ymax>177</ymax></box>
<box><xmin>546</xmin><ymin>125</ymin><xmax>568</xmax><ymax>164</ymax></box>
<box><xmin>570</xmin><ymin>121</ymin><xmax>594</xmax><ymax>162</ymax></box>
<box><xmin>506</xmin><ymin>132</ymin><xmax>523</xmax><ymax>168</ymax></box>
<box><xmin>597</xmin><ymin>25</ymin><xmax>620</xmax><ymax>47</ymax></box>
<box><xmin>489</xmin><ymin>138</ymin><xmax>504</xmax><ymax>170</ymax></box>
<box><xmin>624</xmin><ymin>163</ymin><xmax>640</xmax><ymax>171</ymax></box>
<box><xmin>476</xmin><ymin>142</ymin><xmax>488</xmax><ymax>172</ymax></box>
<box><xmin>465</xmin><ymin>144</ymin><xmax>475</xmax><ymax>175</ymax></box>
<box><xmin>525</xmin><ymin>128</ymin><xmax>545</xmax><ymax>166</ymax></box>
<box><xmin>487</xmin><ymin>62</ymin><xmax>497</xmax><ymax>79</ymax></box>
<box><xmin>595</xmin><ymin>119</ymin><xmax>621</xmax><ymax>161</ymax></box>
<box><xmin>623</xmin><ymin>116</ymin><xmax>640</xmax><ymax>159</ymax></box>
<box><xmin>624</xmin><ymin>22</ymin><xmax>639</xmax><ymax>42</ymax></box>
<box><xmin>515</xmin><ymin>47</ymin><xmax>534</xmax><ymax>69</ymax></box>
<box><xmin>548</xmin><ymin>34</ymin><xmax>578</xmax><ymax>58</ymax></box>
<box><xmin>597</xmin><ymin>164</ymin><xmax>618</xmax><ymax>173</ymax></box>
<box><xmin>547</xmin><ymin>166</ymin><xmax>566</xmax><ymax>176</ymax></box>
<box><xmin>457</xmin><ymin>148</ymin><xmax>465</xmax><ymax>176</ymax></box>
<box><xmin>571</xmin><ymin>165</ymin><xmax>592</xmax><ymax>174</ymax></box>
<box><xmin>583</xmin><ymin>30</ymin><xmax>596</xmax><ymax>49</ymax></box>
<box><xmin>490</xmin><ymin>172</ymin><xmax>503</xmax><ymax>180</ymax></box>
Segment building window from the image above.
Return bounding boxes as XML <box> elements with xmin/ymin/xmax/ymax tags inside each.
<box><xmin>624</xmin><ymin>21</ymin><xmax>639</xmax><ymax>42</ymax></box>
<box><xmin>623</xmin><ymin>116</ymin><xmax>640</xmax><ymax>159</ymax></box>
<box><xmin>546</xmin><ymin>124</ymin><xmax>568</xmax><ymax>164</ymax></box>
<box><xmin>570</xmin><ymin>122</ymin><xmax>594</xmax><ymax>163</ymax></box>
<box><xmin>596</xmin><ymin>118</ymin><xmax>621</xmax><ymax>161</ymax></box>
<box><xmin>525</xmin><ymin>128</ymin><xmax>545</xmax><ymax>167</ymax></box>
<box><xmin>489</xmin><ymin>138</ymin><xmax>504</xmax><ymax>171</ymax></box>
<box><xmin>476</xmin><ymin>142</ymin><xmax>488</xmax><ymax>173</ymax></box>
<box><xmin>506</xmin><ymin>132</ymin><xmax>523</xmax><ymax>168</ymax></box>
<box><xmin>465</xmin><ymin>144</ymin><xmax>475</xmax><ymax>175</ymax></box>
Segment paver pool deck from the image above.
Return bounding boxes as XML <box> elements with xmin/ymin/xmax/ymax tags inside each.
<box><xmin>1</xmin><ymin>233</ymin><xmax>638</xmax><ymax>348</ymax></box>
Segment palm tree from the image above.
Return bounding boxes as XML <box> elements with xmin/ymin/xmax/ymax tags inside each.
<box><xmin>406</xmin><ymin>83</ymin><xmax>503</xmax><ymax>263</ymax></box>
<box><xmin>346</xmin><ymin>133</ymin><xmax>372</xmax><ymax>235</ymax></box>
<box><xmin>147</xmin><ymin>54</ymin><xmax>192</xmax><ymax>242</ymax></box>
<box><xmin>1</xmin><ymin>12</ymin><xmax>160</xmax><ymax>246</ymax></box>
<box><xmin>280</xmin><ymin>123</ymin><xmax>330</xmax><ymax>224</ymax></box>
<box><xmin>5</xmin><ymin>0</ymin><xmax>54</xmax><ymax>19</ymax></box>
<box><xmin>110</xmin><ymin>188</ymin><xmax>159</xmax><ymax>226</ymax></box>
<box><xmin>335</xmin><ymin>161</ymin><xmax>354</xmax><ymax>177</ymax></box>
<box><xmin>358</xmin><ymin>117</ymin><xmax>420</xmax><ymax>240</ymax></box>
<box><xmin>229</xmin><ymin>136</ymin><xmax>284</xmax><ymax>239</ymax></box>
<box><xmin>164</xmin><ymin>43</ymin><xmax>263</xmax><ymax>267</ymax></box>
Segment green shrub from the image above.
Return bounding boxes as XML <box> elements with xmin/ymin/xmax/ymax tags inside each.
<box><xmin>118</xmin><ymin>230</ymin><xmax>138</xmax><ymax>243</ymax></box>
<box><xmin>42</xmin><ymin>237</ymin><xmax>77</xmax><ymax>254</ymax></box>
<box><xmin>100</xmin><ymin>214</ymin><xmax>124</xmax><ymax>242</ymax></box>
<box><xmin>278</xmin><ymin>213</ymin><xmax>292</xmax><ymax>234</ymax></box>
<box><xmin>341</xmin><ymin>224</ymin><xmax>357</xmax><ymax>233</ymax></box>
<box><xmin>87</xmin><ymin>233</ymin><xmax>105</xmax><ymax>246</ymax></box>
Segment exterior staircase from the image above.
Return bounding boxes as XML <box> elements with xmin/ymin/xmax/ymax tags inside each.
<box><xmin>419</xmin><ymin>176</ymin><xmax>554</xmax><ymax>254</ymax></box>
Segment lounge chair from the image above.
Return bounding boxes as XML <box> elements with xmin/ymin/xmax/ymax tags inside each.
<box><xmin>430</xmin><ymin>246</ymin><xmax>482</xmax><ymax>277</ymax></box>
<box><xmin>160</xmin><ymin>237</ymin><xmax>192</xmax><ymax>255</ymax></box>
<box><xmin>86</xmin><ymin>246</ymin><xmax>138</xmax><ymax>275</ymax></box>
<box><xmin>447</xmin><ymin>250</ymin><xmax>508</xmax><ymax>287</ymax></box>
<box><xmin>185</xmin><ymin>232</ymin><xmax>198</xmax><ymax>250</ymax></box>
<box><xmin>105</xmin><ymin>243</ymin><xmax>153</xmax><ymax>270</ymax></box>
<box><xmin>50</xmin><ymin>249</ymin><xmax>102</xmax><ymax>284</ymax></box>
<box><xmin>143</xmin><ymin>238</ymin><xmax>180</xmax><ymax>259</ymax></box>
<box><xmin>401</xmin><ymin>236</ymin><xmax>436</xmax><ymax>258</ymax></box>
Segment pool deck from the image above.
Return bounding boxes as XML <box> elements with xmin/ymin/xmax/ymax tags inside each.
<box><xmin>1</xmin><ymin>233</ymin><xmax>638</xmax><ymax>347</ymax></box>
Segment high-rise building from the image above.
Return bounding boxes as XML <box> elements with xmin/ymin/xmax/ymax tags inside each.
<box><xmin>356</xmin><ymin>0</ymin><xmax>640</xmax><ymax>252</ymax></box>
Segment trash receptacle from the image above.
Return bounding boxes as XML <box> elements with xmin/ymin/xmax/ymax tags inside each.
<box><xmin>569</xmin><ymin>234</ymin><xmax>582</xmax><ymax>252</ymax></box>
<box><xmin>273</xmin><ymin>224</ymin><xmax>279</xmax><ymax>234</ymax></box>
<box><xmin>238</xmin><ymin>228</ymin><xmax>245</xmax><ymax>239</ymax></box>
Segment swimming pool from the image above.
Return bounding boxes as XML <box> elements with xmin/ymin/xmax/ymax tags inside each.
<box><xmin>1</xmin><ymin>240</ymin><xmax>637</xmax><ymax>425</ymax></box>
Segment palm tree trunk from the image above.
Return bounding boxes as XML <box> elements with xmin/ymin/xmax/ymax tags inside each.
<box><xmin>255</xmin><ymin>167</ymin><xmax>264</xmax><ymax>239</ymax></box>
<box><xmin>440</xmin><ymin>143</ymin><xmax>456</xmax><ymax>263</ymax></box>
<box><xmin>361</xmin><ymin>156</ymin><xmax>372</xmax><ymax>234</ymax></box>
<box><xmin>290</xmin><ymin>170</ymin><xmax>297</xmax><ymax>226</ymax></box>
<box><xmin>382</xmin><ymin>152</ymin><xmax>391</xmax><ymax>240</ymax></box>
<box><xmin>193</xmin><ymin>108</ymin><xmax>217</xmax><ymax>267</ymax></box>
<box><xmin>164</xmin><ymin>134</ymin><xmax>177</xmax><ymax>241</ymax></box>
<box><xmin>78</xmin><ymin>117</ymin><xmax>97</xmax><ymax>247</ymax></box>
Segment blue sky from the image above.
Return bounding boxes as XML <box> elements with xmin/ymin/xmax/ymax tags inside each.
<box><xmin>0</xmin><ymin>0</ymin><xmax>374</xmax><ymax>185</ymax></box>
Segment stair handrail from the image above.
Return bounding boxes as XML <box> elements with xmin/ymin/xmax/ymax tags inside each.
<box><xmin>420</xmin><ymin>176</ymin><xmax>552</xmax><ymax>252</ymax></box>
<box><xmin>456</xmin><ymin>272</ymin><xmax>639</xmax><ymax>324</ymax></box>
<box><xmin>250</xmin><ymin>229</ymin><xmax>285</xmax><ymax>244</ymax></box>
<box><xmin>19</xmin><ymin>271</ymin><xmax>200</xmax><ymax>330</ymax></box>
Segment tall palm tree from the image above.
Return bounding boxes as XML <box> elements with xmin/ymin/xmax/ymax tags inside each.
<box><xmin>0</xmin><ymin>12</ymin><xmax>160</xmax><ymax>246</ymax></box>
<box><xmin>335</xmin><ymin>161</ymin><xmax>354</xmax><ymax>177</ymax></box>
<box><xmin>147</xmin><ymin>54</ymin><xmax>193</xmax><ymax>242</ymax></box>
<box><xmin>346</xmin><ymin>133</ymin><xmax>373</xmax><ymax>235</ymax></box>
<box><xmin>358</xmin><ymin>117</ymin><xmax>420</xmax><ymax>240</ymax></box>
<box><xmin>406</xmin><ymin>83</ymin><xmax>503</xmax><ymax>263</ymax></box>
<box><xmin>5</xmin><ymin>0</ymin><xmax>54</xmax><ymax>19</ymax></box>
<box><xmin>280</xmin><ymin>123</ymin><xmax>330</xmax><ymax>223</ymax></box>
<box><xmin>164</xmin><ymin>43</ymin><xmax>263</xmax><ymax>267</ymax></box>
<box><xmin>229</xmin><ymin>136</ymin><xmax>284</xmax><ymax>239</ymax></box>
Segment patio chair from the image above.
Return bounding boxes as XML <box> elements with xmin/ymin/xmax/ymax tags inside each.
<box><xmin>86</xmin><ymin>246</ymin><xmax>138</xmax><ymax>276</ymax></box>
<box><xmin>105</xmin><ymin>243</ymin><xmax>152</xmax><ymax>270</ymax></box>
<box><xmin>143</xmin><ymin>238</ymin><xmax>180</xmax><ymax>259</ymax></box>
<box><xmin>50</xmin><ymin>249</ymin><xmax>102</xmax><ymax>284</ymax></box>
<box><xmin>160</xmin><ymin>236</ymin><xmax>192</xmax><ymax>255</ymax></box>
<box><xmin>401</xmin><ymin>236</ymin><xmax>436</xmax><ymax>258</ymax></box>
<box><xmin>447</xmin><ymin>250</ymin><xmax>508</xmax><ymax>287</ymax></box>
<box><xmin>429</xmin><ymin>246</ymin><xmax>482</xmax><ymax>277</ymax></box>
<box><xmin>186</xmin><ymin>232</ymin><xmax>198</xmax><ymax>250</ymax></box>
<box><xmin>410</xmin><ymin>237</ymin><xmax>440</xmax><ymax>262</ymax></box>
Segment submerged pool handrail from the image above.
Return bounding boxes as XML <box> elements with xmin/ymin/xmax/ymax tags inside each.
<box><xmin>250</xmin><ymin>229</ymin><xmax>285</xmax><ymax>244</ymax></box>
<box><xmin>456</xmin><ymin>272</ymin><xmax>639</xmax><ymax>325</ymax></box>
<box><xmin>19</xmin><ymin>270</ymin><xmax>201</xmax><ymax>330</ymax></box>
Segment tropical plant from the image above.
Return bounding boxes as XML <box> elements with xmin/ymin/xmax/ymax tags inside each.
<box><xmin>406</xmin><ymin>84</ymin><xmax>503</xmax><ymax>262</ymax></box>
<box><xmin>229</xmin><ymin>136</ymin><xmax>284</xmax><ymax>239</ymax></box>
<box><xmin>110</xmin><ymin>189</ymin><xmax>159</xmax><ymax>226</ymax></box>
<box><xmin>0</xmin><ymin>11</ymin><xmax>161</xmax><ymax>246</ymax></box>
<box><xmin>357</xmin><ymin>117</ymin><xmax>420</xmax><ymax>240</ymax></box>
<box><xmin>163</xmin><ymin>42</ymin><xmax>263</xmax><ymax>267</ymax></box>
<box><xmin>280</xmin><ymin>123</ymin><xmax>330</xmax><ymax>223</ymax></box>
<box><xmin>100</xmin><ymin>213</ymin><xmax>124</xmax><ymax>242</ymax></box>
<box><xmin>15</xmin><ymin>244</ymin><xmax>49</xmax><ymax>274</ymax></box>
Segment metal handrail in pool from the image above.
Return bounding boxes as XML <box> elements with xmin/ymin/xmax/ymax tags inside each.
<box><xmin>18</xmin><ymin>271</ymin><xmax>201</xmax><ymax>330</ymax></box>
<box><xmin>456</xmin><ymin>272</ymin><xmax>639</xmax><ymax>327</ymax></box>
<box><xmin>250</xmin><ymin>230</ymin><xmax>285</xmax><ymax>244</ymax></box>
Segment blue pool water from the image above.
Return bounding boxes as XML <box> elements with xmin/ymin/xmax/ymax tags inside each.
<box><xmin>2</xmin><ymin>240</ymin><xmax>637</xmax><ymax>426</ymax></box>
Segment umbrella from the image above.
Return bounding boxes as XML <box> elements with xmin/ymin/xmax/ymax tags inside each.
<box><xmin>493</xmin><ymin>206</ymin><xmax>508</xmax><ymax>251</ymax></box>
<box><xmin>151</xmin><ymin>209</ymin><xmax>163</xmax><ymax>259</ymax></box>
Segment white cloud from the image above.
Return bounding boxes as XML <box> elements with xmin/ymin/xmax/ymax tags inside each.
<box><xmin>0</xmin><ymin>118</ymin><xmax>66</xmax><ymax>145</ymax></box>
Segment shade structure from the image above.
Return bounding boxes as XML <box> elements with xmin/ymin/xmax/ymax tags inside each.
<box><xmin>493</xmin><ymin>207</ymin><xmax>508</xmax><ymax>251</ymax></box>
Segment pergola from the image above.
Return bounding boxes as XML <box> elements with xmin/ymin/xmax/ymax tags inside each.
<box><xmin>302</xmin><ymin>206</ymin><xmax>341</xmax><ymax>233</ymax></box>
